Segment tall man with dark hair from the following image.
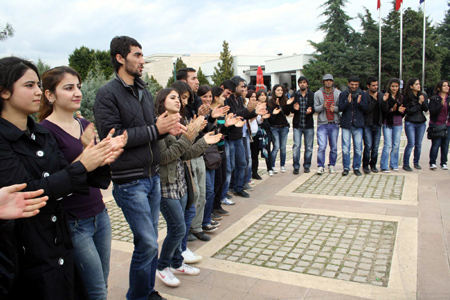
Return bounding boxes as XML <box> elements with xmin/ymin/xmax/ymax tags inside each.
<box><xmin>94</xmin><ymin>36</ymin><xmax>184</xmax><ymax>300</ymax></box>
<box><xmin>288</xmin><ymin>76</ymin><xmax>315</xmax><ymax>174</ymax></box>
<box><xmin>362</xmin><ymin>77</ymin><xmax>383</xmax><ymax>174</ymax></box>
<box><xmin>338</xmin><ymin>75</ymin><xmax>368</xmax><ymax>176</ymax></box>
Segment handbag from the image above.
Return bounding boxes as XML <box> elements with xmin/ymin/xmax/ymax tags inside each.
<box><xmin>427</xmin><ymin>124</ymin><xmax>447</xmax><ymax>140</ymax></box>
<box><xmin>203</xmin><ymin>145</ymin><xmax>222</xmax><ymax>170</ymax></box>
<box><xmin>184</xmin><ymin>161</ymin><xmax>195</xmax><ymax>210</ymax></box>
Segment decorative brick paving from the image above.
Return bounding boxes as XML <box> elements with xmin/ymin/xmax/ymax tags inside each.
<box><xmin>106</xmin><ymin>200</ymin><xmax>167</xmax><ymax>243</ymax></box>
<box><xmin>293</xmin><ymin>173</ymin><xmax>404</xmax><ymax>200</ymax></box>
<box><xmin>213</xmin><ymin>210</ymin><xmax>397</xmax><ymax>287</ymax></box>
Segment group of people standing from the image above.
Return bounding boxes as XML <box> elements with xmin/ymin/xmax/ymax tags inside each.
<box><xmin>0</xmin><ymin>33</ymin><xmax>449</xmax><ymax>300</ymax></box>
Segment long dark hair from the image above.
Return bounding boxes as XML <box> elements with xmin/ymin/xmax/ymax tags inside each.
<box><xmin>197</xmin><ymin>85</ymin><xmax>212</xmax><ymax>97</ymax></box>
<box><xmin>0</xmin><ymin>56</ymin><xmax>40</xmax><ymax>112</ymax></box>
<box><xmin>38</xmin><ymin>66</ymin><xmax>81</xmax><ymax>122</ymax></box>
<box><xmin>434</xmin><ymin>80</ymin><xmax>449</xmax><ymax>96</ymax></box>
<box><xmin>256</xmin><ymin>89</ymin><xmax>268</xmax><ymax>102</ymax></box>
<box><xmin>268</xmin><ymin>84</ymin><xmax>287</xmax><ymax>109</ymax></box>
<box><xmin>154</xmin><ymin>88</ymin><xmax>185</xmax><ymax>124</ymax></box>
<box><xmin>171</xmin><ymin>80</ymin><xmax>193</xmax><ymax>105</ymax></box>
<box><xmin>404</xmin><ymin>78</ymin><xmax>420</xmax><ymax>103</ymax></box>
<box><xmin>211</xmin><ymin>86</ymin><xmax>224</xmax><ymax>105</ymax></box>
<box><xmin>386</xmin><ymin>78</ymin><xmax>401</xmax><ymax>101</ymax></box>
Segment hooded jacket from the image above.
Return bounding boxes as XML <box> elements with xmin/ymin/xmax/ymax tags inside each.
<box><xmin>314</xmin><ymin>87</ymin><xmax>341</xmax><ymax>125</ymax></box>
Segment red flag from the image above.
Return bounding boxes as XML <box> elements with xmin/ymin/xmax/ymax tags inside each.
<box><xmin>395</xmin><ymin>0</ymin><xmax>403</xmax><ymax>11</ymax></box>
<box><xmin>377</xmin><ymin>0</ymin><xmax>381</xmax><ymax>9</ymax></box>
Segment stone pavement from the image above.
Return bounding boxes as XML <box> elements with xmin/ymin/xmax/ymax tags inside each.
<box><xmin>106</xmin><ymin>118</ymin><xmax>450</xmax><ymax>300</ymax></box>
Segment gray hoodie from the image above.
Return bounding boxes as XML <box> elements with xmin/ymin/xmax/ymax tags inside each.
<box><xmin>314</xmin><ymin>87</ymin><xmax>341</xmax><ymax>125</ymax></box>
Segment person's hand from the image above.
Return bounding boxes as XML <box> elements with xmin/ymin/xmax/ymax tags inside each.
<box><xmin>383</xmin><ymin>93</ymin><xmax>389</xmax><ymax>101</ymax></box>
<box><xmin>225</xmin><ymin>113</ymin><xmax>237</xmax><ymax>127</ymax></box>
<box><xmin>234</xmin><ymin>117</ymin><xmax>245</xmax><ymax>127</ymax></box>
<box><xmin>419</xmin><ymin>95</ymin><xmax>425</xmax><ymax>104</ymax></box>
<box><xmin>247</xmin><ymin>99</ymin><xmax>257</xmax><ymax>111</ymax></box>
<box><xmin>287</xmin><ymin>97</ymin><xmax>295</xmax><ymax>105</ymax></box>
<box><xmin>392</xmin><ymin>103</ymin><xmax>398</xmax><ymax>112</ymax></box>
<box><xmin>0</xmin><ymin>183</ymin><xmax>48</xmax><ymax>220</ymax></box>
<box><xmin>169</xmin><ymin>122</ymin><xmax>187</xmax><ymax>136</ymax></box>
<box><xmin>156</xmin><ymin>111</ymin><xmax>181</xmax><ymax>135</ymax></box>
<box><xmin>357</xmin><ymin>95</ymin><xmax>361</xmax><ymax>104</ymax></box>
<box><xmin>330</xmin><ymin>104</ymin><xmax>335</xmax><ymax>111</ymax></box>
<box><xmin>398</xmin><ymin>105</ymin><xmax>406</xmax><ymax>113</ymax></box>
<box><xmin>323</xmin><ymin>101</ymin><xmax>327</xmax><ymax>108</ymax></box>
<box><xmin>306</xmin><ymin>107</ymin><xmax>312</xmax><ymax>114</ymax></box>
<box><xmin>191</xmin><ymin>115</ymin><xmax>205</xmax><ymax>132</ymax></box>
<box><xmin>110</xmin><ymin>129</ymin><xmax>128</xmax><ymax>149</ymax></box>
<box><xmin>79</xmin><ymin>139</ymin><xmax>114</xmax><ymax>172</ymax></box>
<box><xmin>293</xmin><ymin>103</ymin><xmax>300</xmax><ymax>111</ymax></box>
<box><xmin>198</xmin><ymin>104</ymin><xmax>210</xmax><ymax>116</ymax></box>
<box><xmin>348</xmin><ymin>93</ymin><xmax>352</xmax><ymax>103</ymax></box>
<box><xmin>262</xmin><ymin>113</ymin><xmax>271</xmax><ymax>119</ymax></box>
<box><xmin>81</xmin><ymin>123</ymin><xmax>96</xmax><ymax>148</ymax></box>
<box><xmin>211</xmin><ymin>105</ymin><xmax>229</xmax><ymax>118</ymax></box>
<box><xmin>203</xmin><ymin>132</ymin><xmax>223</xmax><ymax>144</ymax></box>
<box><xmin>273</xmin><ymin>107</ymin><xmax>281</xmax><ymax>115</ymax></box>
<box><xmin>182</xmin><ymin>123</ymin><xmax>198</xmax><ymax>141</ymax></box>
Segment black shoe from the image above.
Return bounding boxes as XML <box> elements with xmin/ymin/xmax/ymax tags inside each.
<box><xmin>293</xmin><ymin>168</ymin><xmax>299</xmax><ymax>174</ymax></box>
<box><xmin>234</xmin><ymin>190</ymin><xmax>250</xmax><ymax>198</ymax></box>
<box><xmin>371</xmin><ymin>166</ymin><xmax>379</xmax><ymax>173</ymax></box>
<box><xmin>304</xmin><ymin>168</ymin><xmax>310</xmax><ymax>173</ymax></box>
<box><xmin>252</xmin><ymin>173</ymin><xmax>263</xmax><ymax>180</ymax></box>
<box><xmin>210</xmin><ymin>220</ymin><xmax>220</xmax><ymax>227</ymax></box>
<box><xmin>148</xmin><ymin>291</ymin><xmax>167</xmax><ymax>300</ymax></box>
<box><xmin>243</xmin><ymin>183</ymin><xmax>253</xmax><ymax>191</ymax></box>
<box><xmin>342</xmin><ymin>169</ymin><xmax>349</xmax><ymax>176</ymax></box>
<box><xmin>211</xmin><ymin>212</ymin><xmax>223</xmax><ymax>220</ymax></box>
<box><xmin>187</xmin><ymin>232</ymin><xmax>197</xmax><ymax>242</ymax></box>
<box><xmin>354</xmin><ymin>169</ymin><xmax>362</xmax><ymax>176</ymax></box>
<box><xmin>414</xmin><ymin>164</ymin><xmax>422</xmax><ymax>170</ymax></box>
<box><xmin>363</xmin><ymin>167</ymin><xmax>371</xmax><ymax>174</ymax></box>
<box><xmin>213</xmin><ymin>208</ymin><xmax>230</xmax><ymax>216</ymax></box>
<box><xmin>225</xmin><ymin>193</ymin><xmax>233</xmax><ymax>199</ymax></box>
<box><xmin>202</xmin><ymin>225</ymin><xmax>218</xmax><ymax>233</ymax></box>
<box><xmin>192</xmin><ymin>231</ymin><xmax>211</xmax><ymax>241</ymax></box>
<box><xmin>403</xmin><ymin>165</ymin><xmax>413</xmax><ymax>172</ymax></box>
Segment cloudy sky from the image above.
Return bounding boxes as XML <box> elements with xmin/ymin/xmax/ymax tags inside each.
<box><xmin>0</xmin><ymin>0</ymin><xmax>445</xmax><ymax>67</ymax></box>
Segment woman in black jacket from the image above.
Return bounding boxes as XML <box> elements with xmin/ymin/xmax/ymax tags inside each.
<box><xmin>428</xmin><ymin>80</ymin><xmax>450</xmax><ymax>170</ymax></box>
<box><xmin>403</xmin><ymin>78</ymin><xmax>429</xmax><ymax>171</ymax></box>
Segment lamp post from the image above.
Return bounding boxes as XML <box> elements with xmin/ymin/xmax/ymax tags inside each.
<box><xmin>172</xmin><ymin>58</ymin><xmax>176</xmax><ymax>80</ymax></box>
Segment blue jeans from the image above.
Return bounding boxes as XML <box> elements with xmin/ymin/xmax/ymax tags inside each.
<box><xmin>317</xmin><ymin>123</ymin><xmax>339</xmax><ymax>168</ymax></box>
<box><xmin>363</xmin><ymin>125</ymin><xmax>381</xmax><ymax>168</ymax></box>
<box><xmin>202</xmin><ymin>169</ymin><xmax>215</xmax><ymax>226</ymax></box>
<box><xmin>113</xmin><ymin>176</ymin><xmax>161</xmax><ymax>300</ymax></box>
<box><xmin>224</xmin><ymin>139</ymin><xmax>247</xmax><ymax>193</ymax></box>
<box><xmin>181</xmin><ymin>203</ymin><xmax>195</xmax><ymax>252</ymax></box>
<box><xmin>69</xmin><ymin>208</ymin><xmax>111</xmax><ymax>300</ymax></box>
<box><xmin>429</xmin><ymin>125</ymin><xmax>450</xmax><ymax>166</ymax></box>
<box><xmin>380</xmin><ymin>125</ymin><xmax>402</xmax><ymax>170</ymax></box>
<box><xmin>403</xmin><ymin>121</ymin><xmax>426</xmax><ymax>166</ymax></box>
<box><xmin>292</xmin><ymin>127</ymin><xmax>314</xmax><ymax>170</ymax></box>
<box><xmin>220</xmin><ymin>141</ymin><xmax>231</xmax><ymax>200</ymax></box>
<box><xmin>342</xmin><ymin>126</ymin><xmax>363</xmax><ymax>170</ymax></box>
<box><xmin>158</xmin><ymin>193</ymin><xmax>187</xmax><ymax>270</ymax></box>
<box><xmin>271</xmin><ymin>126</ymin><xmax>289</xmax><ymax>168</ymax></box>
<box><xmin>243</xmin><ymin>135</ymin><xmax>252</xmax><ymax>183</ymax></box>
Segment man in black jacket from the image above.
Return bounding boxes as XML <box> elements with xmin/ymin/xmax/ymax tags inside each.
<box><xmin>363</xmin><ymin>77</ymin><xmax>383</xmax><ymax>174</ymax></box>
<box><xmin>94</xmin><ymin>36</ymin><xmax>184</xmax><ymax>300</ymax></box>
<box><xmin>287</xmin><ymin>76</ymin><xmax>315</xmax><ymax>174</ymax></box>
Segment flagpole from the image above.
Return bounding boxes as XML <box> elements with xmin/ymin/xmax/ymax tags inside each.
<box><xmin>399</xmin><ymin>5</ymin><xmax>403</xmax><ymax>85</ymax></box>
<box><xmin>378</xmin><ymin>6</ymin><xmax>382</xmax><ymax>90</ymax></box>
<box><xmin>422</xmin><ymin>0</ymin><xmax>426</xmax><ymax>91</ymax></box>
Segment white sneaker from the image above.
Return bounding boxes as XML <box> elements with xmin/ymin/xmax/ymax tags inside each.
<box><xmin>248</xmin><ymin>180</ymin><xmax>255</xmax><ymax>185</ymax></box>
<box><xmin>316</xmin><ymin>167</ymin><xmax>324</xmax><ymax>175</ymax></box>
<box><xmin>268</xmin><ymin>170</ymin><xmax>274</xmax><ymax>176</ymax></box>
<box><xmin>221</xmin><ymin>198</ymin><xmax>235</xmax><ymax>205</ymax></box>
<box><xmin>430</xmin><ymin>164</ymin><xmax>437</xmax><ymax>170</ymax></box>
<box><xmin>182</xmin><ymin>248</ymin><xmax>202</xmax><ymax>264</ymax></box>
<box><xmin>156</xmin><ymin>267</ymin><xmax>180</xmax><ymax>287</ymax></box>
<box><xmin>281</xmin><ymin>166</ymin><xmax>286</xmax><ymax>173</ymax></box>
<box><xmin>328</xmin><ymin>166</ymin><xmax>335</xmax><ymax>174</ymax></box>
<box><xmin>171</xmin><ymin>263</ymin><xmax>200</xmax><ymax>276</ymax></box>
<box><xmin>272</xmin><ymin>168</ymin><xmax>278</xmax><ymax>174</ymax></box>
<box><xmin>442</xmin><ymin>164</ymin><xmax>448</xmax><ymax>170</ymax></box>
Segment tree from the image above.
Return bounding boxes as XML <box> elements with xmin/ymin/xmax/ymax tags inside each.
<box><xmin>380</xmin><ymin>2</ymin><xmax>401</xmax><ymax>86</ymax></box>
<box><xmin>36</xmin><ymin>58</ymin><xmax>51</xmax><ymax>76</ymax></box>
<box><xmin>437</xmin><ymin>2</ymin><xmax>450</xmax><ymax>80</ymax></box>
<box><xmin>0</xmin><ymin>23</ymin><xmax>14</xmax><ymax>41</ymax></box>
<box><xmin>166</xmin><ymin>57</ymin><xmax>187</xmax><ymax>87</ymax></box>
<box><xmin>80</xmin><ymin>62</ymin><xmax>108</xmax><ymax>123</ymax></box>
<box><xmin>143</xmin><ymin>73</ymin><xmax>163</xmax><ymax>99</ymax></box>
<box><xmin>211</xmin><ymin>41</ymin><xmax>234</xmax><ymax>86</ymax></box>
<box><xmin>197</xmin><ymin>67</ymin><xmax>210</xmax><ymax>85</ymax></box>
<box><xmin>68</xmin><ymin>46</ymin><xmax>113</xmax><ymax>80</ymax></box>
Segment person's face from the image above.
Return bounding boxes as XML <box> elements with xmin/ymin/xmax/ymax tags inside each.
<box><xmin>242</xmin><ymin>86</ymin><xmax>248</xmax><ymax>98</ymax></box>
<box><xmin>180</xmin><ymin>91</ymin><xmax>190</xmax><ymax>106</ymax></box>
<box><xmin>222</xmin><ymin>88</ymin><xmax>232</xmax><ymax>99</ymax></box>
<box><xmin>348</xmin><ymin>81</ymin><xmax>359</xmax><ymax>92</ymax></box>
<box><xmin>186</xmin><ymin>72</ymin><xmax>199</xmax><ymax>93</ymax></box>
<box><xmin>298</xmin><ymin>80</ymin><xmax>308</xmax><ymax>91</ymax></box>
<box><xmin>165</xmin><ymin>90</ymin><xmax>181</xmax><ymax>114</ymax></box>
<box><xmin>368</xmin><ymin>81</ymin><xmax>378</xmax><ymax>93</ymax></box>
<box><xmin>1</xmin><ymin>69</ymin><xmax>42</xmax><ymax>116</ymax></box>
<box><xmin>275</xmin><ymin>86</ymin><xmax>283</xmax><ymax>98</ymax></box>
<box><xmin>249</xmin><ymin>92</ymin><xmax>257</xmax><ymax>102</ymax></box>
<box><xmin>200</xmin><ymin>91</ymin><xmax>212</xmax><ymax>106</ymax></box>
<box><xmin>258</xmin><ymin>93</ymin><xmax>267</xmax><ymax>102</ymax></box>
<box><xmin>235</xmin><ymin>81</ymin><xmax>245</xmax><ymax>97</ymax></box>
<box><xmin>48</xmin><ymin>73</ymin><xmax>82</xmax><ymax>113</ymax></box>
<box><xmin>215</xmin><ymin>92</ymin><xmax>226</xmax><ymax>106</ymax></box>
<box><xmin>440</xmin><ymin>82</ymin><xmax>450</xmax><ymax>94</ymax></box>
<box><xmin>323</xmin><ymin>79</ymin><xmax>334</xmax><ymax>89</ymax></box>
<box><xmin>123</xmin><ymin>46</ymin><xmax>145</xmax><ymax>78</ymax></box>
<box><xmin>390</xmin><ymin>82</ymin><xmax>399</xmax><ymax>95</ymax></box>
<box><xmin>411</xmin><ymin>80</ymin><xmax>421</xmax><ymax>92</ymax></box>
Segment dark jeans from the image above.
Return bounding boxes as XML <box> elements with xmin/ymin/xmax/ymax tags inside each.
<box><xmin>404</xmin><ymin>121</ymin><xmax>426</xmax><ymax>166</ymax></box>
<box><xmin>292</xmin><ymin>127</ymin><xmax>314</xmax><ymax>170</ymax></box>
<box><xmin>213</xmin><ymin>151</ymin><xmax>226</xmax><ymax>208</ymax></box>
<box><xmin>223</xmin><ymin>139</ymin><xmax>246</xmax><ymax>194</ymax></box>
<box><xmin>363</xmin><ymin>125</ymin><xmax>381</xmax><ymax>168</ymax></box>
<box><xmin>429</xmin><ymin>125</ymin><xmax>450</xmax><ymax>166</ymax></box>
<box><xmin>203</xmin><ymin>169</ymin><xmax>215</xmax><ymax>226</ymax></box>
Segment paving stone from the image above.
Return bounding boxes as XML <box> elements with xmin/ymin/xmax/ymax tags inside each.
<box><xmin>341</xmin><ymin>267</ymin><xmax>354</xmax><ymax>274</ymax></box>
<box><xmin>307</xmin><ymin>269</ymin><xmax>321</xmax><ymax>275</ymax></box>
<box><xmin>337</xmin><ymin>274</ymin><xmax>352</xmax><ymax>281</ymax></box>
<box><xmin>326</xmin><ymin>264</ymin><xmax>339</xmax><ymax>272</ymax></box>
<box><xmin>353</xmin><ymin>276</ymin><xmax>367</xmax><ymax>283</ymax></box>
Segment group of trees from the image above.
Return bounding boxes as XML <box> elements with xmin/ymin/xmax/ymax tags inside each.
<box><xmin>303</xmin><ymin>0</ymin><xmax>450</xmax><ymax>91</ymax></box>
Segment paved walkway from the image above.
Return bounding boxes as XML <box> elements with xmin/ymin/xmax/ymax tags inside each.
<box><xmin>105</xmin><ymin>119</ymin><xmax>450</xmax><ymax>300</ymax></box>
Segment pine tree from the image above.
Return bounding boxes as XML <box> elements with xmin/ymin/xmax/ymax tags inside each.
<box><xmin>380</xmin><ymin>1</ymin><xmax>401</xmax><ymax>85</ymax></box>
<box><xmin>69</xmin><ymin>46</ymin><xmax>113</xmax><ymax>80</ymax></box>
<box><xmin>143</xmin><ymin>74</ymin><xmax>163</xmax><ymax>99</ymax></box>
<box><xmin>0</xmin><ymin>23</ymin><xmax>14</xmax><ymax>41</ymax></box>
<box><xmin>197</xmin><ymin>67</ymin><xmax>210</xmax><ymax>85</ymax></box>
<box><xmin>80</xmin><ymin>62</ymin><xmax>108</xmax><ymax>123</ymax></box>
<box><xmin>437</xmin><ymin>1</ymin><xmax>450</xmax><ymax>80</ymax></box>
<box><xmin>211</xmin><ymin>41</ymin><xmax>234</xmax><ymax>86</ymax></box>
<box><xmin>166</xmin><ymin>57</ymin><xmax>187</xmax><ymax>87</ymax></box>
<box><xmin>36</xmin><ymin>58</ymin><xmax>51</xmax><ymax>76</ymax></box>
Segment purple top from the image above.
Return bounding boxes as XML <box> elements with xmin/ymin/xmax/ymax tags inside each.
<box><xmin>430</xmin><ymin>96</ymin><xmax>449</xmax><ymax>126</ymax></box>
<box><xmin>40</xmin><ymin>118</ymin><xmax>105</xmax><ymax>220</ymax></box>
